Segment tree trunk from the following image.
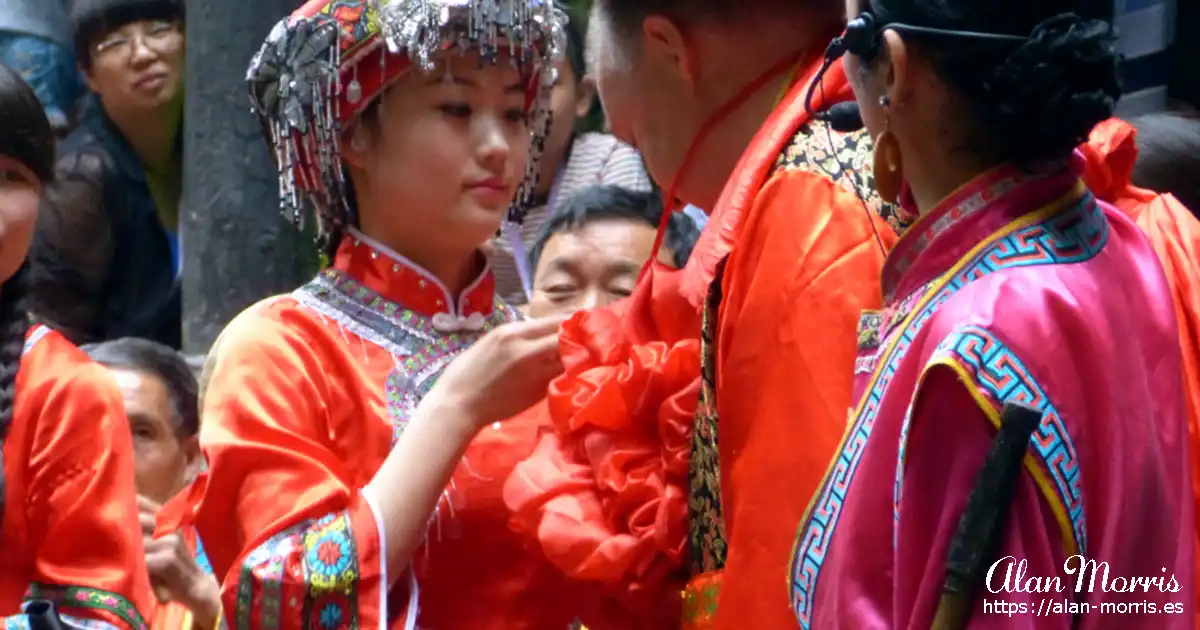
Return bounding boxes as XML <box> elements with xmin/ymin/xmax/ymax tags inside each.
<box><xmin>179</xmin><ymin>0</ymin><xmax>315</xmax><ymax>355</ymax></box>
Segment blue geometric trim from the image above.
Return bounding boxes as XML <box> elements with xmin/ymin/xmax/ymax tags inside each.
<box><xmin>920</xmin><ymin>326</ymin><xmax>1086</xmax><ymax>554</ymax></box>
<box><xmin>892</xmin><ymin>403</ymin><xmax>915</xmax><ymax>549</ymax></box>
<box><xmin>789</xmin><ymin>191</ymin><xmax>1107</xmax><ymax>628</ymax></box>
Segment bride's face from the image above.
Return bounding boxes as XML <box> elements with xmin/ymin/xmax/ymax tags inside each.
<box><xmin>342</xmin><ymin>50</ymin><xmax>533</xmax><ymax>254</ymax></box>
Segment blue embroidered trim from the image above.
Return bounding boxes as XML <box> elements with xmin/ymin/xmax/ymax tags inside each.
<box><xmin>920</xmin><ymin>326</ymin><xmax>1086</xmax><ymax>550</ymax></box>
<box><xmin>789</xmin><ymin>193</ymin><xmax>1107</xmax><ymax>628</ymax></box>
<box><xmin>892</xmin><ymin>403</ymin><xmax>915</xmax><ymax>549</ymax></box>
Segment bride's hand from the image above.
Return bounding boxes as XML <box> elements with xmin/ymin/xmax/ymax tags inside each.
<box><xmin>424</xmin><ymin>315</ymin><xmax>567</xmax><ymax>432</ymax></box>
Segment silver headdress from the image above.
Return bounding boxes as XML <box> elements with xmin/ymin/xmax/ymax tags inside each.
<box><xmin>246</xmin><ymin>0</ymin><xmax>567</xmax><ymax>243</ymax></box>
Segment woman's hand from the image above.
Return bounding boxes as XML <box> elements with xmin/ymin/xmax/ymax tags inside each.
<box><xmin>424</xmin><ymin>315</ymin><xmax>567</xmax><ymax>432</ymax></box>
<box><xmin>367</xmin><ymin>315</ymin><xmax>568</xmax><ymax>581</ymax></box>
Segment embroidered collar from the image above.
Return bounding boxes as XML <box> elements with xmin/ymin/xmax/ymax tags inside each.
<box><xmin>22</xmin><ymin>323</ymin><xmax>51</xmax><ymax>357</ymax></box>
<box><xmin>880</xmin><ymin>160</ymin><xmax>1078</xmax><ymax>305</ymax></box>
<box><xmin>334</xmin><ymin>228</ymin><xmax>496</xmax><ymax>330</ymax></box>
<box><xmin>881</xmin><ymin>165</ymin><xmax>1022</xmax><ymax>303</ymax></box>
<box><xmin>297</xmin><ymin>268</ymin><xmax>518</xmax><ymax>359</ymax></box>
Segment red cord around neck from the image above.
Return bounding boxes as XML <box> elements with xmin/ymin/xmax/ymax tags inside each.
<box><xmin>648</xmin><ymin>48</ymin><xmax>809</xmax><ymax>259</ymax></box>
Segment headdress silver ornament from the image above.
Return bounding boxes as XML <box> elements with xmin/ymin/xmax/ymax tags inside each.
<box><xmin>246</xmin><ymin>0</ymin><xmax>566</xmax><ymax>244</ymax></box>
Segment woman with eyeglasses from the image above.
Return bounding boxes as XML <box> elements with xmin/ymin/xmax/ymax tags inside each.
<box><xmin>28</xmin><ymin>0</ymin><xmax>185</xmax><ymax>350</ymax></box>
<box><xmin>787</xmin><ymin>0</ymin><xmax>1193</xmax><ymax>627</ymax></box>
<box><xmin>0</xmin><ymin>62</ymin><xmax>154</xmax><ymax>630</ymax></box>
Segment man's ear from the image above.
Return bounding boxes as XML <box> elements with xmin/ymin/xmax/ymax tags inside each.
<box><xmin>80</xmin><ymin>63</ymin><xmax>100</xmax><ymax>95</ymax></box>
<box><xmin>575</xmin><ymin>76</ymin><xmax>597</xmax><ymax>119</ymax></box>
<box><xmin>642</xmin><ymin>15</ymin><xmax>696</xmax><ymax>88</ymax></box>
<box><xmin>182</xmin><ymin>434</ymin><xmax>203</xmax><ymax>481</ymax></box>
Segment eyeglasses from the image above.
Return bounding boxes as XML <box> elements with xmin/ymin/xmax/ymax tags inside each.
<box><xmin>94</xmin><ymin>20</ymin><xmax>182</xmax><ymax>60</ymax></box>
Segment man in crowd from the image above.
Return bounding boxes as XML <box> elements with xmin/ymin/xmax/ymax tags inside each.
<box><xmin>527</xmin><ymin>185</ymin><xmax>698</xmax><ymax>318</ymax></box>
<box><xmin>30</xmin><ymin>0</ymin><xmax>185</xmax><ymax>348</ymax></box>
<box><xmin>508</xmin><ymin>0</ymin><xmax>902</xmax><ymax>626</ymax></box>
<box><xmin>85</xmin><ymin>338</ymin><xmax>218</xmax><ymax>630</ymax></box>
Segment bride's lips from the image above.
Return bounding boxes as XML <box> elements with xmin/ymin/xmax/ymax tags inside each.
<box><xmin>465</xmin><ymin>177</ymin><xmax>510</xmax><ymax>207</ymax></box>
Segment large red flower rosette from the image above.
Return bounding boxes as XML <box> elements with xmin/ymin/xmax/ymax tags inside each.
<box><xmin>505</xmin><ymin>263</ymin><xmax>702</xmax><ymax>623</ymax></box>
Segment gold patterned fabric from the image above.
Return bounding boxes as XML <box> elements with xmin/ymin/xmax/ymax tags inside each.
<box><xmin>775</xmin><ymin>120</ymin><xmax>908</xmax><ymax>235</ymax></box>
<box><xmin>685</xmin><ymin>120</ymin><xmax>902</xmax><ymax>578</ymax></box>
<box><xmin>688</xmin><ymin>258</ymin><xmax>729</xmax><ymax>575</ymax></box>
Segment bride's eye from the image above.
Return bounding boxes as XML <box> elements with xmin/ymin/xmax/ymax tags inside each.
<box><xmin>0</xmin><ymin>169</ymin><xmax>27</xmax><ymax>183</ymax></box>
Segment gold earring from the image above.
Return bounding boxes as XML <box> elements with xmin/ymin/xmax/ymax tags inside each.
<box><xmin>872</xmin><ymin>94</ymin><xmax>904</xmax><ymax>203</ymax></box>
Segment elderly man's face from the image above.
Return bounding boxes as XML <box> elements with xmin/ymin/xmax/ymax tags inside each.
<box><xmin>110</xmin><ymin>367</ymin><xmax>197</xmax><ymax>504</ymax></box>
<box><xmin>528</xmin><ymin>217</ymin><xmax>676</xmax><ymax>317</ymax></box>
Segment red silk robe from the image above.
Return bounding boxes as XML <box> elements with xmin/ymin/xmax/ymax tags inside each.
<box><xmin>159</xmin><ymin>232</ymin><xmax>594</xmax><ymax>630</ymax></box>
<box><xmin>0</xmin><ymin>324</ymin><xmax>154</xmax><ymax>630</ymax></box>
<box><xmin>506</xmin><ymin>58</ymin><xmax>901</xmax><ymax>629</ymax></box>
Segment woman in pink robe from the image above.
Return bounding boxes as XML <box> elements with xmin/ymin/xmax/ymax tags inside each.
<box><xmin>788</xmin><ymin>0</ymin><xmax>1194</xmax><ymax>627</ymax></box>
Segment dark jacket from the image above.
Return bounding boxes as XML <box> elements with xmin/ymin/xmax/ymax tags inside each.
<box><xmin>29</xmin><ymin>102</ymin><xmax>181</xmax><ymax>348</ymax></box>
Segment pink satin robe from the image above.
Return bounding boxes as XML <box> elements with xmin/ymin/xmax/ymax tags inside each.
<box><xmin>788</xmin><ymin>160</ymin><xmax>1194</xmax><ymax>628</ymax></box>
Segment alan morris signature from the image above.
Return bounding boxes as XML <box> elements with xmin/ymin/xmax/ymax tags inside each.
<box><xmin>986</xmin><ymin>555</ymin><xmax>1183</xmax><ymax>594</ymax></box>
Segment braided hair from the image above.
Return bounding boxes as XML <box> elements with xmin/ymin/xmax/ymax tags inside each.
<box><xmin>0</xmin><ymin>266</ymin><xmax>30</xmax><ymax>519</ymax></box>
<box><xmin>0</xmin><ymin>61</ymin><xmax>57</xmax><ymax>524</ymax></box>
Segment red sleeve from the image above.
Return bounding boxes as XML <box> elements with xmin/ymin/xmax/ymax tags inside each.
<box><xmin>713</xmin><ymin>169</ymin><xmax>893</xmax><ymax>628</ymax></box>
<box><xmin>176</xmin><ymin>302</ymin><xmax>386</xmax><ymax>630</ymax></box>
<box><xmin>19</xmin><ymin>338</ymin><xmax>155</xmax><ymax>630</ymax></box>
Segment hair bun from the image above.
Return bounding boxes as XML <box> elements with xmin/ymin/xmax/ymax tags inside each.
<box><xmin>982</xmin><ymin>13</ymin><xmax>1121</xmax><ymax>164</ymax></box>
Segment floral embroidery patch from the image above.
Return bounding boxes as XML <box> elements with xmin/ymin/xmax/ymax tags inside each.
<box><xmin>303</xmin><ymin>513</ymin><xmax>361</xmax><ymax>630</ymax></box>
<box><xmin>236</xmin><ymin>511</ymin><xmax>362</xmax><ymax>630</ymax></box>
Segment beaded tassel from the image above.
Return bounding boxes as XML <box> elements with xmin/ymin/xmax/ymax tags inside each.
<box><xmin>246</xmin><ymin>0</ymin><xmax>566</xmax><ymax>239</ymax></box>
